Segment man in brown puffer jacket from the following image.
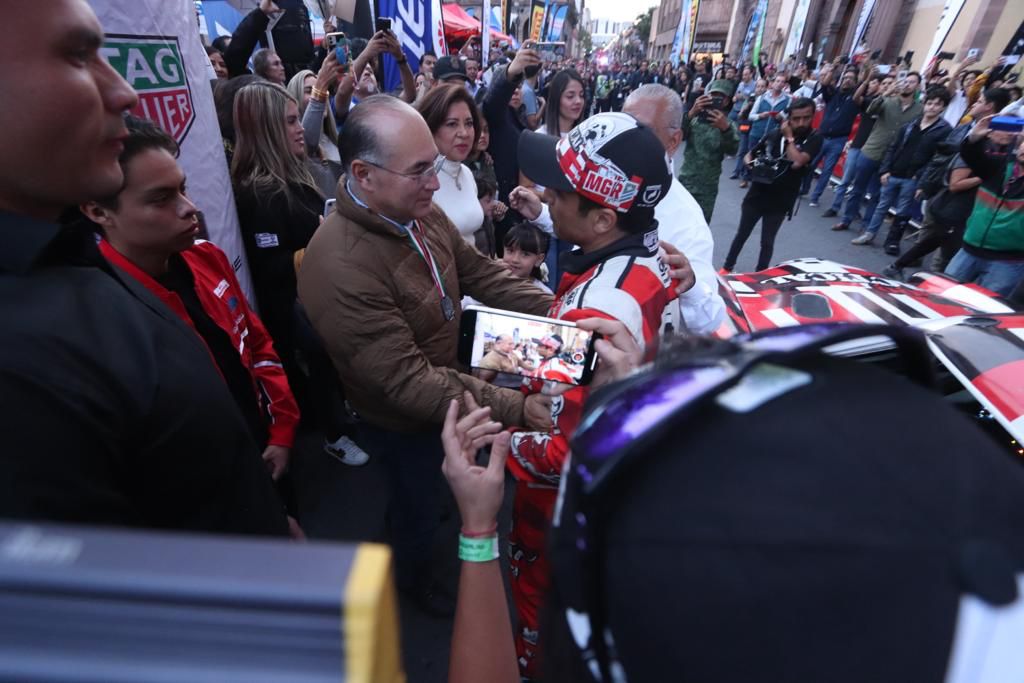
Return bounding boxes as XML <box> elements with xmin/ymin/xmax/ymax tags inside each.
<box><xmin>299</xmin><ymin>95</ymin><xmax>553</xmax><ymax>615</ymax></box>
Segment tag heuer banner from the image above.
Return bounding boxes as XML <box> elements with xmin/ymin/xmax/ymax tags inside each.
<box><xmin>90</xmin><ymin>0</ymin><xmax>255</xmax><ymax>303</ymax></box>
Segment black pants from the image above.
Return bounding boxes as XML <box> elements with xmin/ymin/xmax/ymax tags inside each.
<box><xmin>893</xmin><ymin>209</ymin><xmax>963</xmax><ymax>271</ymax></box>
<box><xmin>724</xmin><ymin>197</ymin><xmax>788</xmax><ymax>272</ymax></box>
<box><xmin>356</xmin><ymin>421</ymin><xmax>445</xmax><ymax>594</ymax></box>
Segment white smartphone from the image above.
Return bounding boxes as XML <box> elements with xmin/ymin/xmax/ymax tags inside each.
<box><xmin>967</xmin><ymin>48</ymin><xmax>981</xmax><ymax>60</ymax></box>
<box><xmin>323</xmin><ymin>198</ymin><xmax>336</xmax><ymax>217</ymax></box>
<box><xmin>457</xmin><ymin>305</ymin><xmax>599</xmax><ymax>387</ymax></box>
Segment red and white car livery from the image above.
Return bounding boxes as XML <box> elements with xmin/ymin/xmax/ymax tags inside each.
<box><xmin>717</xmin><ymin>258</ymin><xmax>1013</xmax><ymax>335</ymax></box>
<box><xmin>716</xmin><ymin>258</ymin><xmax>1023</xmax><ymax>446</ymax></box>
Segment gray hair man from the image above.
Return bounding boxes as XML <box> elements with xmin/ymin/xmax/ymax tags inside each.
<box><xmin>298</xmin><ymin>95</ymin><xmax>554</xmax><ymax>615</ymax></box>
<box><xmin>509</xmin><ymin>84</ymin><xmax>725</xmax><ymax>334</ymax></box>
<box><xmin>624</xmin><ymin>84</ymin><xmax>725</xmax><ymax>334</ymax></box>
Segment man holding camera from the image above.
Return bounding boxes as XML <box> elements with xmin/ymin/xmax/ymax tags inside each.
<box><xmin>679</xmin><ymin>79</ymin><xmax>740</xmax><ymax>223</ymax></box>
<box><xmin>721</xmin><ymin>97</ymin><xmax>823</xmax><ymax>272</ymax></box>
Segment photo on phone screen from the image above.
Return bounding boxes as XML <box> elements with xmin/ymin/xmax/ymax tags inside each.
<box><xmin>458</xmin><ymin>306</ymin><xmax>598</xmax><ymax>387</ymax></box>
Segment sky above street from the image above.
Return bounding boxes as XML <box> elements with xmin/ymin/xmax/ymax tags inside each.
<box><xmin>585</xmin><ymin>0</ymin><xmax>657</xmax><ymax>24</ymax></box>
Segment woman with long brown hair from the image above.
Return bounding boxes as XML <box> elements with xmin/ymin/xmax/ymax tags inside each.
<box><xmin>231</xmin><ymin>80</ymin><xmax>368</xmax><ymax>466</ymax></box>
<box><xmin>231</xmin><ymin>81</ymin><xmax>323</xmax><ymax>373</ymax></box>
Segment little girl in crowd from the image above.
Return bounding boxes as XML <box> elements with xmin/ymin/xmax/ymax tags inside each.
<box><xmin>501</xmin><ymin>223</ymin><xmax>553</xmax><ymax>294</ymax></box>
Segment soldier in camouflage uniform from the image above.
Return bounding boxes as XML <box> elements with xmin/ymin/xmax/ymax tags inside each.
<box><xmin>679</xmin><ymin>79</ymin><xmax>740</xmax><ymax>223</ymax></box>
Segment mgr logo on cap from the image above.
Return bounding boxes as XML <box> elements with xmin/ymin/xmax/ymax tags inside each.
<box><xmin>102</xmin><ymin>35</ymin><xmax>196</xmax><ymax>144</ymax></box>
<box><xmin>556</xmin><ymin>113</ymin><xmax>666</xmax><ymax>213</ymax></box>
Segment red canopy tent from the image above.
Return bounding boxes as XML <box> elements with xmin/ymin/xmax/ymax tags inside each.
<box><xmin>441</xmin><ymin>3</ymin><xmax>514</xmax><ymax>44</ymax></box>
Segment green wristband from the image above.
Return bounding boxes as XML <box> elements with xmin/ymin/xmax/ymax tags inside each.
<box><xmin>458</xmin><ymin>534</ymin><xmax>499</xmax><ymax>563</ymax></box>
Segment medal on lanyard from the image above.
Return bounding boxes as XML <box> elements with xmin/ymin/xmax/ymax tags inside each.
<box><xmin>406</xmin><ymin>222</ymin><xmax>455</xmax><ymax>321</ymax></box>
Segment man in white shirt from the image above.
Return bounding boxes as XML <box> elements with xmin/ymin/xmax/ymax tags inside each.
<box><xmin>508</xmin><ymin>85</ymin><xmax>726</xmax><ymax>334</ymax></box>
<box><xmin>943</xmin><ymin>55</ymin><xmax>980</xmax><ymax>127</ymax></box>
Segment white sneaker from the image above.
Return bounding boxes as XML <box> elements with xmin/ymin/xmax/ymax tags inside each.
<box><xmin>851</xmin><ymin>232</ymin><xmax>875</xmax><ymax>245</ymax></box>
<box><xmin>324</xmin><ymin>435</ymin><xmax>370</xmax><ymax>466</ymax></box>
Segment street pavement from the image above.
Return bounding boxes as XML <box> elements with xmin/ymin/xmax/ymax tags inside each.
<box><xmin>290</xmin><ymin>159</ymin><xmax>917</xmax><ymax>683</ymax></box>
<box><xmin>706</xmin><ymin>159</ymin><xmax>898</xmax><ymax>276</ymax></box>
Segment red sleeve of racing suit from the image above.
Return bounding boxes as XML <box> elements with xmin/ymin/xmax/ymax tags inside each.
<box><xmin>506</xmin><ymin>307</ymin><xmax>615</xmax><ymax>487</ymax></box>
<box><xmin>208</xmin><ymin>244</ymin><xmax>301</xmax><ymax>449</ymax></box>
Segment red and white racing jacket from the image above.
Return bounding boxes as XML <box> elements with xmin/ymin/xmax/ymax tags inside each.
<box><xmin>507</xmin><ymin>229</ymin><xmax>677</xmax><ymax>488</ymax></box>
<box><xmin>100</xmin><ymin>240</ymin><xmax>300</xmax><ymax>448</ymax></box>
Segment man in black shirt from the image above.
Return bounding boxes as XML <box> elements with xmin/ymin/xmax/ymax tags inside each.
<box><xmin>808</xmin><ymin>67</ymin><xmax>863</xmax><ymax>207</ymax></box>
<box><xmin>823</xmin><ymin>74</ymin><xmax>889</xmax><ymax>218</ymax></box>
<box><xmin>853</xmin><ymin>87</ymin><xmax>952</xmax><ymax>253</ymax></box>
<box><xmin>722</xmin><ymin>98</ymin><xmax>823</xmax><ymax>272</ymax></box>
<box><xmin>0</xmin><ymin>0</ymin><xmax>290</xmax><ymax>536</ymax></box>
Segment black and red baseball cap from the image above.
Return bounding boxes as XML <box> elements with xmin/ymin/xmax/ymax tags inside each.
<box><xmin>517</xmin><ymin>112</ymin><xmax>670</xmax><ymax>216</ymax></box>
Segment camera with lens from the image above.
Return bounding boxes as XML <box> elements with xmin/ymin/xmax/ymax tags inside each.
<box><xmin>747</xmin><ymin>136</ymin><xmax>793</xmax><ymax>185</ymax></box>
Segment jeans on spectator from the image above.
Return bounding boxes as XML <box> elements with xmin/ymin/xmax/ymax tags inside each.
<box><xmin>865</xmin><ymin>175</ymin><xmax>918</xmax><ymax>235</ymax></box>
<box><xmin>809</xmin><ymin>136</ymin><xmax>848</xmax><ymax>203</ymax></box>
<box><xmin>733</xmin><ymin>131</ymin><xmax>751</xmax><ymax>178</ymax></box>
<box><xmin>356</xmin><ymin>421</ymin><xmax>445</xmax><ymax>594</ymax></box>
<box><xmin>841</xmin><ymin>153</ymin><xmax>882</xmax><ymax>226</ymax></box>
<box><xmin>945</xmin><ymin>250</ymin><xmax>1024</xmax><ymax>298</ymax></box>
<box><xmin>829</xmin><ymin>147</ymin><xmax>861</xmax><ymax>213</ymax></box>
<box><xmin>723</xmin><ymin>195</ymin><xmax>788</xmax><ymax>272</ymax></box>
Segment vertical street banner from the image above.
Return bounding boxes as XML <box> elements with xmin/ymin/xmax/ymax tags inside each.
<box><xmin>377</xmin><ymin>0</ymin><xmax>447</xmax><ymax>92</ymax></box>
<box><xmin>999</xmin><ymin>18</ymin><xmax>1024</xmax><ymax>65</ymax></box>
<box><xmin>784</xmin><ymin>0</ymin><xmax>811</xmax><ymax>61</ymax></box>
<box><xmin>669</xmin><ymin>0</ymin><xmax>696</xmax><ymax>67</ymax></box>
<box><xmin>548</xmin><ymin>5</ymin><xmax>569</xmax><ymax>41</ymax></box>
<box><xmin>920</xmin><ymin>0</ymin><xmax>967</xmax><ymax>66</ymax></box>
<box><xmin>752</xmin><ymin>0</ymin><xmax>769</xmax><ymax>66</ymax></box>
<box><xmin>847</xmin><ymin>0</ymin><xmax>877</xmax><ymax>59</ymax></box>
<box><xmin>688</xmin><ymin>0</ymin><xmax>701</xmax><ymax>57</ymax></box>
<box><xmin>90</xmin><ymin>0</ymin><xmax>255</xmax><ymax>303</ymax></box>
<box><xmin>529</xmin><ymin>0</ymin><xmax>546</xmax><ymax>41</ymax></box>
<box><xmin>740</xmin><ymin>0</ymin><xmax>768</xmax><ymax>64</ymax></box>
<box><xmin>540</xmin><ymin>0</ymin><xmax>553</xmax><ymax>41</ymax></box>
<box><xmin>481</xmin><ymin>0</ymin><xmax>490</xmax><ymax>68</ymax></box>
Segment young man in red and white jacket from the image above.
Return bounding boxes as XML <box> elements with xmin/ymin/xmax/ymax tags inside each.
<box><xmin>507</xmin><ymin>112</ymin><xmax>678</xmax><ymax>678</ymax></box>
<box><xmin>80</xmin><ymin>116</ymin><xmax>300</xmax><ymax>483</ymax></box>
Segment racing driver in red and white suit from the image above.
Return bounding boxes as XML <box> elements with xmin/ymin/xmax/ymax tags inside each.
<box><xmin>508</xmin><ymin>112</ymin><xmax>678</xmax><ymax>678</ymax></box>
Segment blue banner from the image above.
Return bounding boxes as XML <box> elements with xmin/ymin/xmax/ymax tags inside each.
<box><xmin>377</xmin><ymin>0</ymin><xmax>447</xmax><ymax>92</ymax></box>
<box><xmin>740</xmin><ymin>0</ymin><xmax>768</xmax><ymax>64</ymax></box>
<box><xmin>669</xmin><ymin>0</ymin><xmax>695</xmax><ymax>67</ymax></box>
<box><xmin>547</xmin><ymin>5</ymin><xmax>568</xmax><ymax>41</ymax></box>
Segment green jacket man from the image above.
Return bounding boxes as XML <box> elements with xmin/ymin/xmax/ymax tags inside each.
<box><xmin>680</xmin><ymin>79</ymin><xmax>740</xmax><ymax>223</ymax></box>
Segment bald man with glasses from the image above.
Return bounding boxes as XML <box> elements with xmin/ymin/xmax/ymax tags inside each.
<box><xmin>298</xmin><ymin>95</ymin><xmax>554</xmax><ymax>616</ymax></box>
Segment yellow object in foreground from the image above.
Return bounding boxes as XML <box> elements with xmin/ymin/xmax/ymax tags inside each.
<box><xmin>345</xmin><ymin>543</ymin><xmax>406</xmax><ymax>683</ymax></box>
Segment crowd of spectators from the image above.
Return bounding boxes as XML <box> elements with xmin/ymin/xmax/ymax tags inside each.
<box><xmin>2</xmin><ymin>1</ymin><xmax>1024</xmax><ymax>681</ymax></box>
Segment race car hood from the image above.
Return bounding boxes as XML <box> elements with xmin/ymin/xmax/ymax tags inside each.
<box><xmin>918</xmin><ymin>314</ymin><xmax>1024</xmax><ymax>444</ymax></box>
<box><xmin>719</xmin><ymin>259</ymin><xmax>1013</xmax><ymax>340</ymax></box>
<box><xmin>718</xmin><ymin>259</ymin><xmax>1022</xmax><ymax>441</ymax></box>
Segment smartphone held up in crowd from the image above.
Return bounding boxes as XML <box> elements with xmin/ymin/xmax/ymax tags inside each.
<box><xmin>458</xmin><ymin>306</ymin><xmax>599</xmax><ymax>388</ymax></box>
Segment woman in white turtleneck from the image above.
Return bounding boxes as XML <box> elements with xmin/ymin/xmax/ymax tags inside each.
<box><xmin>415</xmin><ymin>83</ymin><xmax>483</xmax><ymax>245</ymax></box>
